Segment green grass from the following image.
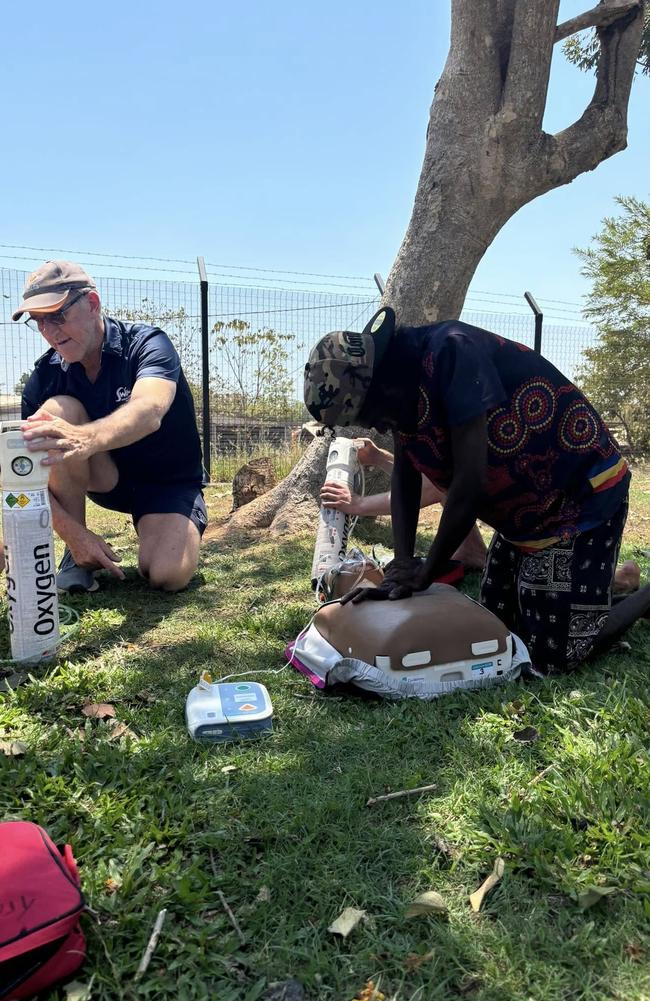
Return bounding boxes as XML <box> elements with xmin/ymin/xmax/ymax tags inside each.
<box><xmin>2</xmin><ymin>478</ymin><xmax>650</xmax><ymax>1000</ymax></box>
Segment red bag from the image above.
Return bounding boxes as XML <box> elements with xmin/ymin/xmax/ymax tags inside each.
<box><xmin>0</xmin><ymin>822</ymin><xmax>86</xmax><ymax>1000</ymax></box>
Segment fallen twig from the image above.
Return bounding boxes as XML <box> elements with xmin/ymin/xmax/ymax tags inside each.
<box><xmin>527</xmin><ymin>764</ymin><xmax>554</xmax><ymax>787</ymax></box>
<box><xmin>217</xmin><ymin>890</ymin><xmax>245</xmax><ymax>944</ymax></box>
<box><xmin>210</xmin><ymin>849</ymin><xmax>245</xmax><ymax>944</ymax></box>
<box><xmin>366</xmin><ymin>783</ymin><xmax>437</xmax><ymax>807</ymax></box>
<box><xmin>134</xmin><ymin>908</ymin><xmax>167</xmax><ymax>981</ymax></box>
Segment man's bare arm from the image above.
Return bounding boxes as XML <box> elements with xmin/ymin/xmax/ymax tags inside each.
<box><xmin>320</xmin><ymin>472</ymin><xmax>445</xmax><ymax>516</ymax></box>
<box><xmin>22</xmin><ymin>377</ymin><xmax>177</xmax><ymax>464</ymax></box>
<box><xmin>48</xmin><ymin>493</ymin><xmax>125</xmax><ymax>578</ymax></box>
<box><xmin>419</xmin><ymin>414</ymin><xmax>487</xmax><ymax>585</ymax></box>
<box><xmin>390</xmin><ymin>433</ymin><xmax>423</xmax><ymax>561</ymax></box>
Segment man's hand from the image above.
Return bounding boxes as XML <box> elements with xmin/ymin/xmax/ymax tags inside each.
<box><xmin>66</xmin><ymin>526</ymin><xmax>125</xmax><ymax>580</ymax></box>
<box><xmin>320</xmin><ymin>480</ymin><xmax>365</xmax><ymax>515</ymax></box>
<box><xmin>22</xmin><ymin>410</ymin><xmax>98</xmax><ymax>466</ymax></box>
<box><xmin>341</xmin><ymin>557</ymin><xmax>429</xmax><ymax>604</ymax></box>
<box><xmin>353</xmin><ymin>437</ymin><xmax>389</xmax><ymax>468</ymax></box>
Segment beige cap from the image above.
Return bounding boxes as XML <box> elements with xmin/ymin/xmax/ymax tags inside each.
<box><xmin>12</xmin><ymin>260</ymin><xmax>97</xmax><ymax>320</ymax></box>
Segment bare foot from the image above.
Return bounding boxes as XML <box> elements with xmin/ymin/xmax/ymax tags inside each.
<box><xmin>613</xmin><ymin>559</ymin><xmax>641</xmax><ymax>594</ymax></box>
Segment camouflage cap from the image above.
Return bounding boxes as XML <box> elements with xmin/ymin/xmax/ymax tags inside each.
<box><xmin>303</xmin><ymin>307</ymin><xmax>396</xmax><ymax>426</ymax></box>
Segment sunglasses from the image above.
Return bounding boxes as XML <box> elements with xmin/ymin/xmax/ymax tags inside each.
<box><xmin>26</xmin><ymin>290</ymin><xmax>88</xmax><ymax>331</ymax></box>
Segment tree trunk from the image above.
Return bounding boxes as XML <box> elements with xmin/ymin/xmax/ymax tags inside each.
<box><xmin>386</xmin><ymin>0</ymin><xmax>645</xmax><ymax>322</ymax></box>
<box><xmin>226</xmin><ymin>0</ymin><xmax>645</xmax><ymax>534</ymax></box>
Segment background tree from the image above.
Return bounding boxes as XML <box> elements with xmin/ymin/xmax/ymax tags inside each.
<box><xmin>14</xmin><ymin>372</ymin><xmax>30</xmax><ymax>396</ymax></box>
<box><xmin>227</xmin><ymin>0</ymin><xmax>646</xmax><ymax>535</ymax></box>
<box><xmin>212</xmin><ymin>319</ymin><xmax>304</xmax><ymax>421</ymax></box>
<box><xmin>576</xmin><ymin>195</ymin><xmax>650</xmax><ymax>454</ymax></box>
<box><xmin>109</xmin><ymin>300</ymin><xmax>202</xmax><ymax>410</ymax></box>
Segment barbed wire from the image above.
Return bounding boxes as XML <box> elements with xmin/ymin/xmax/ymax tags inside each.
<box><xmin>0</xmin><ymin>242</ymin><xmax>589</xmax><ymax>310</ymax></box>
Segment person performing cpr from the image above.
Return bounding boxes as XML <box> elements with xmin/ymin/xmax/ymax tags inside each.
<box><xmin>13</xmin><ymin>261</ymin><xmax>207</xmax><ymax>594</ymax></box>
<box><xmin>304</xmin><ymin>308</ymin><xmax>650</xmax><ymax>675</ymax></box>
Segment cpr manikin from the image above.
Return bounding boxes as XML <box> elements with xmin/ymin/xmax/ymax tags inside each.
<box><xmin>287</xmin><ymin>578</ymin><xmax>530</xmax><ymax>700</ymax></box>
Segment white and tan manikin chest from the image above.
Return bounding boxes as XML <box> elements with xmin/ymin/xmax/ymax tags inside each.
<box><xmin>286</xmin><ymin>583</ymin><xmax>530</xmax><ymax>699</ymax></box>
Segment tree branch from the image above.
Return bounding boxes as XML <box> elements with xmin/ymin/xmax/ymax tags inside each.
<box><xmin>555</xmin><ymin>0</ymin><xmax>641</xmax><ymax>44</ymax></box>
<box><xmin>501</xmin><ymin>0</ymin><xmax>561</xmax><ymax>129</ymax></box>
<box><xmin>446</xmin><ymin>0</ymin><xmax>508</xmax><ymax>115</ymax></box>
<box><xmin>539</xmin><ymin>3</ymin><xmax>644</xmax><ymax>189</ymax></box>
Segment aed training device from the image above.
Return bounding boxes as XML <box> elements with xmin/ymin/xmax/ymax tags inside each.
<box><xmin>185</xmin><ymin>672</ymin><xmax>273</xmax><ymax>743</ymax></box>
<box><xmin>0</xmin><ymin>421</ymin><xmax>60</xmax><ymax>663</ymax></box>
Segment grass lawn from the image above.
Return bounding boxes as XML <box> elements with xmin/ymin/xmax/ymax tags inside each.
<box><xmin>2</xmin><ymin>469</ymin><xmax>650</xmax><ymax>1000</ymax></box>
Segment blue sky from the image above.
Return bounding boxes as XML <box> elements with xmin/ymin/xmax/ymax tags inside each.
<box><xmin>1</xmin><ymin>0</ymin><xmax>647</xmax><ymax>323</ymax></box>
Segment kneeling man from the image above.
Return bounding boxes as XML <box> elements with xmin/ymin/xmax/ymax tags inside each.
<box><xmin>13</xmin><ymin>260</ymin><xmax>207</xmax><ymax>593</ymax></box>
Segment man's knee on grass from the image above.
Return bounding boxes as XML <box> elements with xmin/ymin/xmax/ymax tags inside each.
<box><xmin>137</xmin><ymin>515</ymin><xmax>201</xmax><ymax>592</ymax></box>
<box><xmin>139</xmin><ymin>555</ymin><xmax>196</xmax><ymax>592</ymax></box>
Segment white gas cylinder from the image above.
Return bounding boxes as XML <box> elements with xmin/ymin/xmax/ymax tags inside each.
<box><xmin>0</xmin><ymin>422</ymin><xmax>60</xmax><ymax>662</ymax></box>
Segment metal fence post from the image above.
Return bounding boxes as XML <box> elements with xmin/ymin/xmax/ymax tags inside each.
<box><xmin>197</xmin><ymin>256</ymin><xmax>211</xmax><ymax>479</ymax></box>
<box><xmin>524</xmin><ymin>291</ymin><xmax>543</xmax><ymax>354</ymax></box>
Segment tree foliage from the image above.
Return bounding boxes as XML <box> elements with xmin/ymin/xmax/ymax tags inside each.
<box><xmin>107</xmin><ymin>300</ymin><xmax>304</xmax><ymax>423</ymax></box>
<box><xmin>563</xmin><ymin>8</ymin><xmax>649</xmax><ymax>74</ymax></box>
<box><xmin>212</xmin><ymin>319</ymin><xmax>304</xmax><ymax>421</ymax></box>
<box><xmin>577</xmin><ymin>195</ymin><xmax>650</xmax><ymax>327</ymax></box>
<box><xmin>576</xmin><ymin>197</ymin><xmax>650</xmax><ymax>454</ymax></box>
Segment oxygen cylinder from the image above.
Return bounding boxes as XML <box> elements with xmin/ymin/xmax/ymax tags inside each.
<box><xmin>0</xmin><ymin>421</ymin><xmax>60</xmax><ymax>663</ymax></box>
<box><xmin>311</xmin><ymin>437</ymin><xmax>359</xmax><ymax>589</ymax></box>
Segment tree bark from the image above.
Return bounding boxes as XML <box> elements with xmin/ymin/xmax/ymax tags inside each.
<box><xmin>226</xmin><ymin>0</ymin><xmax>645</xmax><ymax>533</ymax></box>
<box><xmin>555</xmin><ymin>1</ymin><xmax>640</xmax><ymax>44</ymax></box>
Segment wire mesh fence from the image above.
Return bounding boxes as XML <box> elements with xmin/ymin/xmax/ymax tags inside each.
<box><xmin>1</xmin><ymin>266</ymin><xmax>610</xmax><ymax>481</ymax></box>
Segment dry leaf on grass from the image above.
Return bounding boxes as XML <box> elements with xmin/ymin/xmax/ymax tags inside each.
<box><xmin>135</xmin><ymin>689</ymin><xmax>156</xmax><ymax>704</ymax></box>
<box><xmin>103</xmin><ymin>878</ymin><xmax>120</xmax><ymax>895</ymax></box>
<box><xmin>469</xmin><ymin>857</ymin><xmax>505</xmax><ymax>912</ymax></box>
<box><xmin>328</xmin><ymin>906</ymin><xmax>366</xmax><ymax>938</ymax></box>
<box><xmin>624</xmin><ymin>942</ymin><xmax>645</xmax><ymax>962</ymax></box>
<box><xmin>404</xmin><ymin>950</ymin><xmax>435</xmax><ymax>972</ymax></box>
<box><xmin>577</xmin><ymin>885</ymin><xmax>617</xmax><ymax>909</ymax></box>
<box><xmin>255</xmin><ymin>885</ymin><xmax>271</xmax><ymax>903</ymax></box>
<box><xmin>221</xmin><ymin>765</ymin><xmax>238</xmax><ymax>774</ymax></box>
<box><xmin>351</xmin><ymin>981</ymin><xmax>385</xmax><ymax>1001</ymax></box>
<box><xmin>107</xmin><ymin>720</ymin><xmax>137</xmax><ymax>741</ymax></box>
<box><xmin>0</xmin><ymin>739</ymin><xmax>27</xmax><ymax>757</ymax></box>
<box><xmin>65</xmin><ymin>727</ymin><xmax>87</xmax><ymax>742</ymax></box>
<box><xmin>82</xmin><ymin>703</ymin><xmax>116</xmax><ymax>720</ymax></box>
<box><xmin>405</xmin><ymin>890</ymin><xmax>448</xmax><ymax>919</ymax></box>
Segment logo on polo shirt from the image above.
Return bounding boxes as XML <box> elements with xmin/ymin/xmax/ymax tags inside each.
<box><xmin>116</xmin><ymin>387</ymin><xmax>131</xmax><ymax>403</ymax></box>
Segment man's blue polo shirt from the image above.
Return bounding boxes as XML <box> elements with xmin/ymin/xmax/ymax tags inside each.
<box><xmin>22</xmin><ymin>317</ymin><xmax>204</xmax><ymax>487</ymax></box>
